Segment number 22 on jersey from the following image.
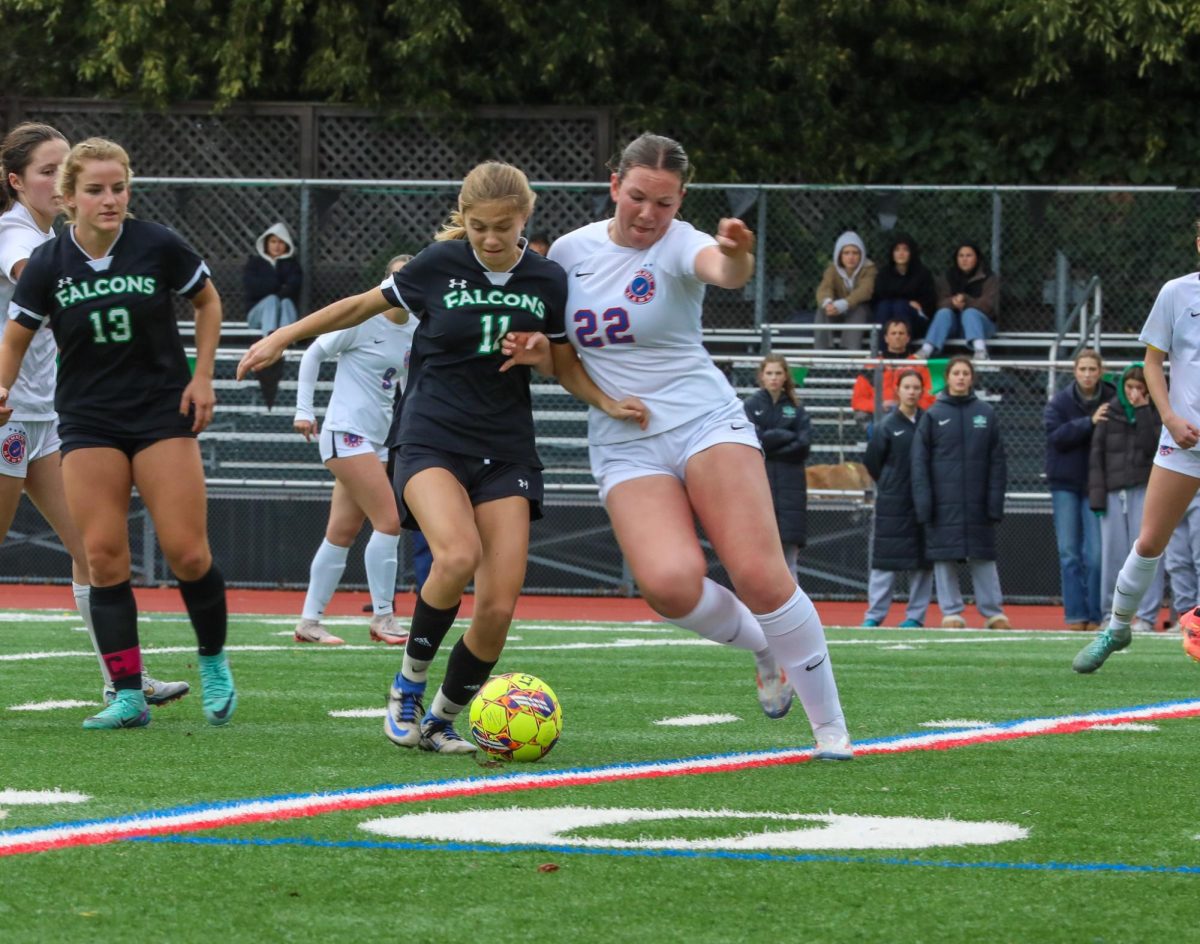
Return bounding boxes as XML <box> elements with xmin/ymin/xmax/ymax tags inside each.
<box><xmin>573</xmin><ymin>308</ymin><xmax>635</xmax><ymax>348</ymax></box>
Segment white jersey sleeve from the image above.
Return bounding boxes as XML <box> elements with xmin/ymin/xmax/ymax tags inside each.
<box><xmin>321</xmin><ymin>316</ymin><xmax>414</xmax><ymax>444</ymax></box>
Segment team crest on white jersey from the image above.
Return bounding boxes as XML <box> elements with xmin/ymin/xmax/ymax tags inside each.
<box><xmin>624</xmin><ymin>268</ymin><xmax>656</xmax><ymax>304</ymax></box>
<box><xmin>2</xmin><ymin>430</ymin><xmax>27</xmax><ymax>465</ymax></box>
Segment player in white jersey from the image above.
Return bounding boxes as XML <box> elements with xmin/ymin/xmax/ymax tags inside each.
<box><xmin>0</xmin><ymin>124</ymin><xmax>188</xmax><ymax>706</ymax></box>
<box><xmin>1074</xmin><ymin>219</ymin><xmax>1200</xmax><ymax>671</ymax></box>
<box><xmin>507</xmin><ymin>133</ymin><xmax>852</xmax><ymax>758</ymax></box>
<box><xmin>292</xmin><ymin>254</ymin><xmax>416</xmax><ymax>646</ymax></box>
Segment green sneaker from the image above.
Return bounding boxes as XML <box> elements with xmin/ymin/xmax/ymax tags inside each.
<box><xmin>198</xmin><ymin>651</ymin><xmax>237</xmax><ymax>726</ymax></box>
<box><xmin>1072</xmin><ymin>624</ymin><xmax>1132</xmax><ymax>674</ymax></box>
<box><xmin>83</xmin><ymin>689</ymin><xmax>149</xmax><ymax>730</ymax></box>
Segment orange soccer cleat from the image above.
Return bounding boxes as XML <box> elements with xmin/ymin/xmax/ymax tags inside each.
<box><xmin>1180</xmin><ymin>607</ymin><xmax>1200</xmax><ymax>663</ymax></box>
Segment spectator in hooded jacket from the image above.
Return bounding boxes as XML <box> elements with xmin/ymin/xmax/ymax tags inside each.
<box><xmin>872</xmin><ymin>233</ymin><xmax>937</xmax><ymax>339</ymax></box>
<box><xmin>911</xmin><ymin>356</ymin><xmax>1010</xmax><ymax>628</ymax></box>
<box><xmin>814</xmin><ymin>230</ymin><xmax>876</xmax><ymax>351</ymax></box>
<box><xmin>862</xmin><ymin>369</ymin><xmax>934</xmax><ymax>627</ymax></box>
<box><xmin>851</xmin><ymin>318</ymin><xmax>935</xmax><ymax>432</ymax></box>
<box><xmin>744</xmin><ymin>355</ymin><xmax>812</xmax><ymax>580</ymax></box>
<box><xmin>1044</xmin><ymin>349</ymin><xmax>1115</xmax><ymax>631</ymax></box>
<box><xmin>1088</xmin><ymin>363</ymin><xmax>1164</xmax><ymax>633</ymax></box>
<box><xmin>244</xmin><ymin>221</ymin><xmax>303</xmax><ymax>335</ymax></box>
<box><xmin>916</xmin><ymin>242</ymin><xmax>1000</xmax><ymax>361</ymax></box>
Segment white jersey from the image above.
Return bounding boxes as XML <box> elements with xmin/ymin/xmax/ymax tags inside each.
<box><xmin>0</xmin><ymin>202</ymin><xmax>57</xmax><ymax>420</ymax></box>
<box><xmin>1139</xmin><ymin>270</ymin><xmax>1200</xmax><ymax>451</ymax></box>
<box><xmin>549</xmin><ymin>218</ymin><xmax>737</xmax><ymax>444</ymax></box>
<box><xmin>295</xmin><ymin>314</ymin><xmax>415</xmax><ymax>445</ymax></box>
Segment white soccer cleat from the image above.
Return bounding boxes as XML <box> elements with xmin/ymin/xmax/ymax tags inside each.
<box><xmin>754</xmin><ymin>654</ymin><xmax>794</xmax><ymax>720</ymax></box>
<box><xmin>369</xmin><ymin>614</ymin><xmax>409</xmax><ymax>646</ymax></box>
<box><xmin>294</xmin><ymin>618</ymin><xmax>345</xmax><ymax>645</ymax></box>
<box><xmin>813</xmin><ymin>725</ymin><xmax>854</xmax><ymax>761</ymax></box>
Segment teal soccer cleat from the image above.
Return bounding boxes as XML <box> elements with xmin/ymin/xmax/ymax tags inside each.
<box><xmin>1072</xmin><ymin>624</ymin><xmax>1132</xmax><ymax>674</ymax></box>
<box><xmin>83</xmin><ymin>689</ymin><xmax>149</xmax><ymax>730</ymax></box>
<box><xmin>198</xmin><ymin>651</ymin><xmax>237</xmax><ymax>725</ymax></box>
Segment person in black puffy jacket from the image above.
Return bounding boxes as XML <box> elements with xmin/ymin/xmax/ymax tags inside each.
<box><xmin>862</xmin><ymin>369</ymin><xmax>933</xmax><ymax>627</ymax></box>
<box><xmin>911</xmin><ymin>355</ymin><xmax>1010</xmax><ymax>628</ymax></box>
<box><xmin>744</xmin><ymin>355</ymin><xmax>811</xmax><ymax>579</ymax></box>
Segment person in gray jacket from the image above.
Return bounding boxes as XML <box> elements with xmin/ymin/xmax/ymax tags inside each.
<box><xmin>911</xmin><ymin>356</ymin><xmax>1010</xmax><ymax>628</ymax></box>
<box><xmin>1087</xmin><ymin>363</ymin><xmax>1164</xmax><ymax>632</ymax></box>
<box><xmin>814</xmin><ymin>230</ymin><xmax>876</xmax><ymax>351</ymax></box>
<box><xmin>862</xmin><ymin>369</ymin><xmax>933</xmax><ymax>627</ymax></box>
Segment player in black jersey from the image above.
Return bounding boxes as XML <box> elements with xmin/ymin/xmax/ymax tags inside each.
<box><xmin>239</xmin><ymin>160</ymin><xmax>645</xmax><ymax>753</ymax></box>
<box><xmin>0</xmin><ymin>138</ymin><xmax>236</xmax><ymax>730</ymax></box>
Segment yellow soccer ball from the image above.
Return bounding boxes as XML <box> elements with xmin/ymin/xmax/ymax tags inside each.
<box><xmin>468</xmin><ymin>672</ymin><xmax>562</xmax><ymax>761</ymax></box>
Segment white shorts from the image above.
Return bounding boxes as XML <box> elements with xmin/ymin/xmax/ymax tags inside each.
<box><xmin>589</xmin><ymin>398</ymin><xmax>761</xmax><ymax>503</ymax></box>
<box><xmin>1153</xmin><ymin>442</ymin><xmax>1200</xmax><ymax>480</ymax></box>
<box><xmin>0</xmin><ymin>419</ymin><xmax>61</xmax><ymax>479</ymax></box>
<box><xmin>319</xmin><ymin>428</ymin><xmax>387</xmax><ymax>464</ymax></box>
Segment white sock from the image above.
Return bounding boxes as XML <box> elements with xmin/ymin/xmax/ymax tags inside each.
<box><xmin>74</xmin><ymin>582</ymin><xmax>112</xmax><ymax>688</ymax></box>
<box><xmin>402</xmin><ymin>653</ymin><xmax>433</xmax><ymax>683</ymax></box>
<box><xmin>429</xmin><ymin>688</ymin><xmax>468</xmax><ymax>723</ymax></box>
<box><xmin>302</xmin><ymin>540</ymin><xmax>350</xmax><ymax>621</ymax></box>
<box><xmin>917</xmin><ymin>343</ymin><xmax>933</xmax><ymax>359</ymax></box>
<box><xmin>1110</xmin><ymin>549</ymin><xmax>1162</xmax><ymax>630</ymax></box>
<box><xmin>973</xmin><ymin>338</ymin><xmax>987</xmax><ymax>353</ymax></box>
<box><xmin>662</xmin><ymin>577</ymin><xmax>769</xmax><ymax>653</ymax></box>
<box><xmin>365</xmin><ymin>530</ymin><xmax>400</xmax><ymax>616</ymax></box>
<box><xmin>754</xmin><ymin>586</ymin><xmax>846</xmax><ymax>736</ymax></box>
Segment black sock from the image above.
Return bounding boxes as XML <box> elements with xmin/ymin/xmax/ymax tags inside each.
<box><xmin>405</xmin><ymin>593</ymin><xmax>461</xmax><ymax>665</ymax></box>
<box><xmin>179</xmin><ymin>564</ymin><xmax>227</xmax><ymax>656</ymax></box>
<box><xmin>438</xmin><ymin>636</ymin><xmax>497</xmax><ymax>708</ymax></box>
<box><xmin>90</xmin><ymin>580</ymin><xmax>141</xmax><ymax>691</ymax></box>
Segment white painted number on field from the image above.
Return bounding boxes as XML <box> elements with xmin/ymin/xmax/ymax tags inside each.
<box><xmin>359</xmin><ymin>806</ymin><xmax>1028</xmax><ymax>851</ymax></box>
<box><xmin>0</xmin><ymin>789</ymin><xmax>90</xmax><ymax>822</ymax></box>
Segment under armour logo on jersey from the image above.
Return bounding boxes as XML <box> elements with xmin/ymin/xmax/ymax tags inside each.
<box><xmin>518</xmin><ymin>478</ymin><xmax>529</xmax><ymax>490</ymax></box>
<box><xmin>449</xmin><ymin>278</ymin><xmax>468</xmax><ymax>288</ymax></box>
<box><xmin>56</xmin><ymin>276</ymin><xmax>74</xmax><ymax>288</ymax></box>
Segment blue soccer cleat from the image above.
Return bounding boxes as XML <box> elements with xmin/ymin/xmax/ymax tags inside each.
<box><xmin>198</xmin><ymin>651</ymin><xmax>237</xmax><ymax>725</ymax></box>
<box><xmin>385</xmin><ymin>673</ymin><xmax>426</xmax><ymax>748</ymax></box>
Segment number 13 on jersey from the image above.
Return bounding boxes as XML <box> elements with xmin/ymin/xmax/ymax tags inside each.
<box><xmin>89</xmin><ymin>307</ymin><xmax>133</xmax><ymax>344</ymax></box>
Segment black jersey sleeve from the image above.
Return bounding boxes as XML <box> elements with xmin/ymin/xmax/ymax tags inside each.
<box><xmin>381</xmin><ymin>244</ymin><xmax>438</xmax><ymax>313</ymax></box>
<box><xmin>542</xmin><ymin>259</ymin><xmax>569</xmax><ymax>344</ymax></box>
<box><xmin>8</xmin><ymin>241</ymin><xmax>56</xmax><ymax>330</ymax></box>
<box><xmin>159</xmin><ymin>224</ymin><xmax>211</xmax><ymax>298</ymax></box>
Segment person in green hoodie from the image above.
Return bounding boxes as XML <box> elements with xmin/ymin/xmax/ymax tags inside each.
<box><xmin>1084</xmin><ymin>364</ymin><xmax>1164</xmax><ymax>636</ymax></box>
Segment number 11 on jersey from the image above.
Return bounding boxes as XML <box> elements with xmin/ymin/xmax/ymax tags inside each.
<box><xmin>478</xmin><ymin>313</ymin><xmax>512</xmax><ymax>354</ymax></box>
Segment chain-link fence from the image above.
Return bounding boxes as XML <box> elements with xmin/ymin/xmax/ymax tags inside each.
<box><xmin>2</xmin><ymin>175</ymin><xmax>1195</xmax><ymax>606</ymax></box>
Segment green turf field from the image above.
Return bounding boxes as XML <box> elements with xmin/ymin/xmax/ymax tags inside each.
<box><xmin>1</xmin><ymin>610</ymin><xmax>1198</xmax><ymax>943</ymax></box>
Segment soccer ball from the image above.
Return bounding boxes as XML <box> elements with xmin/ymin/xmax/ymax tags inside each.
<box><xmin>468</xmin><ymin>673</ymin><xmax>562</xmax><ymax>761</ymax></box>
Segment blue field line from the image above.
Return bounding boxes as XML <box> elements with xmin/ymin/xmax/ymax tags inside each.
<box><xmin>129</xmin><ymin>834</ymin><xmax>1200</xmax><ymax>875</ymax></box>
<box><xmin>3</xmin><ymin>696</ymin><xmax>1196</xmax><ymax>842</ymax></box>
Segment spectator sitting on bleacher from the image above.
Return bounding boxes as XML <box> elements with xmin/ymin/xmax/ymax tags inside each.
<box><xmin>744</xmin><ymin>355</ymin><xmax>812</xmax><ymax>582</ymax></box>
<box><xmin>871</xmin><ymin>233</ymin><xmax>937</xmax><ymax>339</ymax></box>
<box><xmin>851</xmin><ymin>318</ymin><xmax>935</xmax><ymax>432</ymax></box>
<box><xmin>814</xmin><ymin>230</ymin><xmax>876</xmax><ymax>351</ymax></box>
<box><xmin>916</xmin><ymin>242</ymin><xmax>999</xmax><ymax>361</ymax></box>
<box><xmin>1088</xmin><ymin>363</ymin><xmax>1164</xmax><ymax>634</ymax></box>
<box><xmin>244</xmin><ymin>222</ymin><xmax>302</xmax><ymax>335</ymax></box>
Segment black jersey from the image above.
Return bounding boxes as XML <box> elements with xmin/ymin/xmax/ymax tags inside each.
<box><xmin>10</xmin><ymin>219</ymin><xmax>210</xmax><ymax>435</ymax></box>
<box><xmin>381</xmin><ymin>240</ymin><xmax>568</xmax><ymax>466</ymax></box>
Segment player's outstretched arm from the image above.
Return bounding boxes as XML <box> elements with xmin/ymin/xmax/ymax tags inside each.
<box><xmin>548</xmin><ymin>341</ymin><xmax>649</xmax><ymax>429</ymax></box>
<box><xmin>236</xmin><ymin>288</ymin><xmax>394</xmax><ymax>380</ymax></box>
<box><xmin>694</xmin><ymin>218</ymin><xmax>755</xmax><ymax>290</ymax></box>
<box><xmin>0</xmin><ymin>320</ymin><xmax>36</xmax><ymax>428</ymax></box>
<box><xmin>499</xmin><ymin>330</ymin><xmax>554</xmax><ymax>374</ymax></box>
<box><xmin>181</xmin><ymin>282</ymin><xmax>222</xmax><ymax>432</ymax></box>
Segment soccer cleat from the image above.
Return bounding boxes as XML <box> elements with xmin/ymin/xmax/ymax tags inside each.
<box><xmin>1181</xmin><ymin>607</ymin><xmax>1200</xmax><ymax>663</ymax></box>
<box><xmin>83</xmin><ymin>689</ymin><xmax>149</xmax><ymax>730</ymax></box>
<box><xmin>985</xmin><ymin>615</ymin><xmax>1013</xmax><ymax>630</ymax></box>
<box><xmin>384</xmin><ymin>673</ymin><xmax>426</xmax><ymax>747</ymax></box>
<box><xmin>812</xmin><ymin>725</ymin><xmax>854</xmax><ymax>761</ymax></box>
<box><xmin>294</xmin><ymin>618</ymin><xmax>344</xmax><ymax>645</ymax></box>
<box><xmin>418</xmin><ymin>713</ymin><xmax>477</xmax><ymax>754</ymax></box>
<box><xmin>899</xmin><ymin>618</ymin><xmax>923</xmax><ymax>628</ymax></box>
<box><xmin>104</xmin><ymin>670</ymin><xmax>190</xmax><ymax>706</ymax></box>
<box><xmin>1072</xmin><ymin>624</ymin><xmax>1132</xmax><ymax>674</ymax></box>
<box><xmin>198</xmin><ymin>651</ymin><xmax>237</xmax><ymax>725</ymax></box>
<box><xmin>754</xmin><ymin>656</ymin><xmax>793</xmax><ymax>720</ymax></box>
<box><xmin>861</xmin><ymin>617</ymin><xmax>882</xmax><ymax>628</ymax></box>
<box><xmin>941</xmin><ymin>614</ymin><xmax>967</xmax><ymax>629</ymax></box>
<box><xmin>369</xmin><ymin>614</ymin><xmax>409</xmax><ymax>646</ymax></box>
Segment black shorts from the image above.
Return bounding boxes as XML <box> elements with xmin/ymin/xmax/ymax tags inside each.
<box><xmin>391</xmin><ymin>443</ymin><xmax>543</xmax><ymax>531</ymax></box>
<box><xmin>58</xmin><ymin>415</ymin><xmax>196</xmax><ymax>459</ymax></box>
